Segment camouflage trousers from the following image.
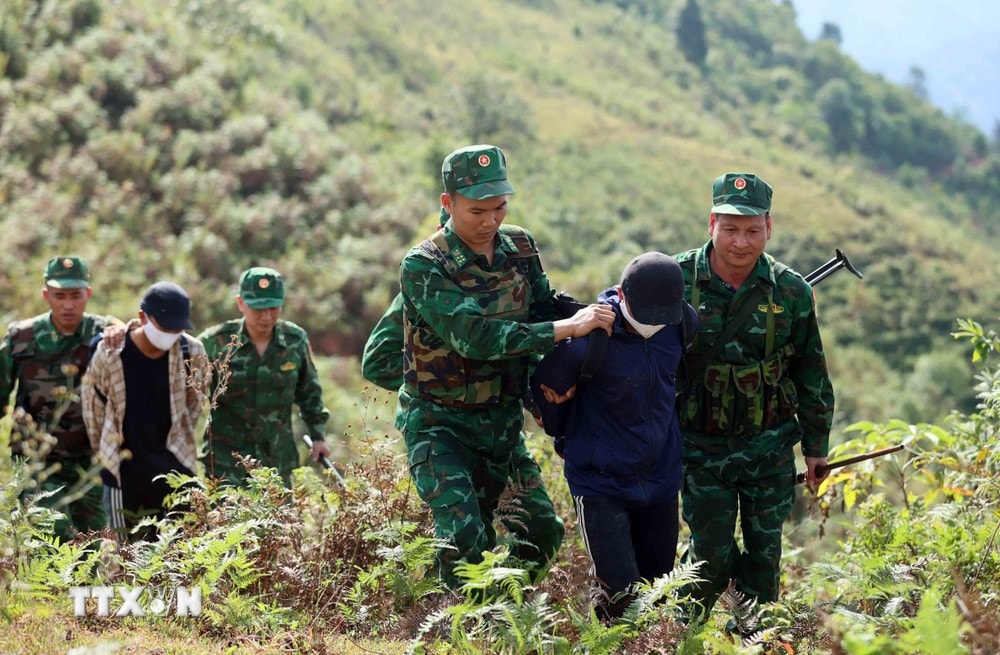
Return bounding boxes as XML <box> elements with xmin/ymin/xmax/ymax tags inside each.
<box><xmin>402</xmin><ymin>397</ymin><xmax>564</xmax><ymax>588</ymax></box>
<box><xmin>38</xmin><ymin>456</ymin><xmax>106</xmax><ymax>541</ymax></box>
<box><xmin>680</xmin><ymin>446</ymin><xmax>795</xmax><ymax>610</ymax></box>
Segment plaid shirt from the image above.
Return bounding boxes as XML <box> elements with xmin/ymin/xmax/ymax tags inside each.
<box><xmin>82</xmin><ymin>333</ymin><xmax>207</xmax><ymax>485</ymax></box>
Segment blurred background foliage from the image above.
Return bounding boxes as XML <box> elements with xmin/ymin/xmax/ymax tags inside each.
<box><xmin>1</xmin><ymin>0</ymin><xmax>998</xmax><ymax>454</ymax></box>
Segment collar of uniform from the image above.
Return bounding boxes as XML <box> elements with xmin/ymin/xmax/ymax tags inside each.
<box><xmin>496</xmin><ymin>227</ymin><xmax>522</xmax><ymax>256</ymax></box>
<box><xmin>693</xmin><ymin>241</ymin><xmax>715</xmax><ymax>285</ymax></box>
<box><xmin>754</xmin><ymin>252</ymin><xmax>780</xmax><ymax>287</ymax></box>
<box><xmin>440</xmin><ymin>220</ymin><xmax>505</xmax><ymax>270</ymax></box>
<box><xmin>699</xmin><ymin>241</ymin><xmax>776</xmax><ymax>289</ymax></box>
<box><xmin>238</xmin><ymin>318</ymin><xmax>287</xmax><ymax>349</ymax></box>
<box><xmin>37</xmin><ymin>312</ymin><xmax>87</xmax><ymax>349</ymax></box>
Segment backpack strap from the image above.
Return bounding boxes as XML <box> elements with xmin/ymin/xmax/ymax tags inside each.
<box><xmin>681</xmin><ymin>303</ymin><xmax>696</xmax><ymax>353</ymax></box>
<box><xmin>576</xmin><ymin>330</ymin><xmax>608</xmax><ymax>384</ymax></box>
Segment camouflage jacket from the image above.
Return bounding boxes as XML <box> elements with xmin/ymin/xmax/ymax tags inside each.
<box><xmin>198</xmin><ymin>318</ymin><xmax>330</xmax><ymax>447</ymax></box>
<box><xmin>0</xmin><ymin>312</ymin><xmax>111</xmax><ymax>456</ymax></box>
<box><xmin>399</xmin><ymin>221</ymin><xmax>557</xmax><ymax>408</ymax></box>
<box><xmin>675</xmin><ymin>242</ymin><xmax>834</xmax><ymax>458</ymax></box>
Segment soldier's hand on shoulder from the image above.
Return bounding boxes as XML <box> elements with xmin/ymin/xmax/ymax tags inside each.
<box><xmin>552</xmin><ymin>303</ymin><xmax>614</xmax><ymax>342</ymax></box>
<box><xmin>102</xmin><ymin>319</ymin><xmax>138</xmax><ymax>350</ymax></box>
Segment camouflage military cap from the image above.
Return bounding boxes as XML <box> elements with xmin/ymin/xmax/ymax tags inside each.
<box><xmin>441</xmin><ymin>144</ymin><xmax>516</xmax><ymax>200</ymax></box>
<box><xmin>711</xmin><ymin>173</ymin><xmax>772</xmax><ymax>215</ymax></box>
<box><xmin>239</xmin><ymin>266</ymin><xmax>285</xmax><ymax>309</ymax></box>
<box><xmin>44</xmin><ymin>256</ymin><xmax>90</xmax><ymax>289</ymax></box>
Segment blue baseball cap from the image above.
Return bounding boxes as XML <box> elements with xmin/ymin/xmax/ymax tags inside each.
<box><xmin>140</xmin><ymin>282</ymin><xmax>194</xmax><ymax>330</ymax></box>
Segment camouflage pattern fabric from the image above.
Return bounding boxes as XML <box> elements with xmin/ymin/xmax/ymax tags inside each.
<box><xmin>1</xmin><ymin>312</ymin><xmax>110</xmax><ymax>538</ymax></box>
<box><xmin>361</xmin><ymin>292</ymin><xmax>405</xmax><ymax>392</ymax></box>
<box><xmin>674</xmin><ymin>242</ymin><xmax>834</xmax><ymax>608</ymax></box>
<box><xmin>1</xmin><ymin>313</ymin><xmax>110</xmax><ymax>456</ymax></box>
<box><xmin>36</xmin><ymin>457</ymin><xmax>106</xmax><ymax>540</ymax></box>
<box><xmin>681</xmin><ymin>447</ymin><xmax>795</xmax><ymax>607</ymax></box>
<box><xmin>396</xmin><ymin>220</ymin><xmax>563</xmax><ymax>586</ymax></box>
<box><xmin>362</xmin><ymin>291</ymin><xmax>564</xmax><ymax>579</ymax></box>
<box><xmin>400</xmin><ymin>222</ymin><xmax>557</xmax><ymax>408</ymax></box>
<box><xmin>199</xmin><ymin>318</ymin><xmax>330</xmax><ymax>485</ymax></box>
<box><xmin>402</xmin><ymin>396</ymin><xmax>562</xmax><ymax>586</ymax></box>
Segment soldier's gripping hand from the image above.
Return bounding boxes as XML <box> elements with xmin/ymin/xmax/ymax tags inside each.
<box><xmin>310</xmin><ymin>438</ymin><xmax>332</xmax><ymax>462</ymax></box>
<box><xmin>804</xmin><ymin>456</ymin><xmax>829</xmax><ymax>488</ymax></box>
<box><xmin>552</xmin><ymin>303</ymin><xmax>615</xmax><ymax>342</ymax></box>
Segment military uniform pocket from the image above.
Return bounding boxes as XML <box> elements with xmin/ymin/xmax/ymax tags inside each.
<box><xmin>407</xmin><ymin>440</ymin><xmax>431</xmax><ymax>471</ymax></box>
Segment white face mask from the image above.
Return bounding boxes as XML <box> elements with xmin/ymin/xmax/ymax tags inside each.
<box><xmin>620</xmin><ymin>293</ymin><xmax>667</xmax><ymax>339</ymax></box>
<box><xmin>143</xmin><ymin>321</ymin><xmax>183</xmax><ymax>351</ymax></box>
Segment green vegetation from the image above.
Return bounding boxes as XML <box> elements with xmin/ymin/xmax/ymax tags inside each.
<box><xmin>1</xmin><ymin>0</ymin><xmax>999</xmax><ymax>651</ymax></box>
<box><xmin>2</xmin><ymin>320</ymin><xmax>998</xmax><ymax>653</ymax></box>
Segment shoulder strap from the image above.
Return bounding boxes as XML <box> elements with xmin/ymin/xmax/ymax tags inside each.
<box><xmin>499</xmin><ymin>225</ymin><xmax>539</xmax><ymax>259</ymax></box>
<box><xmin>681</xmin><ymin>303</ymin><xmax>696</xmax><ymax>352</ymax></box>
<box><xmin>181</xmin><ymin>334</ymin><xmax>190</xmax><ymax>362</ymax></box>
<box><xmin>682</xmin><ymin>278</ymin><xmax>773</xmax><ymax>385</ymax></box>
<box><xmin>88</xmin><ymin>332</ymin><xmax>104</xmax><ymax>360</ymax></box>
<box><xmin>576</xmin><ymin>330</ymin><xmax>608</xmax><ymax>384</ymax></box>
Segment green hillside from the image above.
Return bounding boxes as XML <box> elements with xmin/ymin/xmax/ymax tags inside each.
<box><xmin>2</xmin><ymin>0</ymin><xmax>998</xmax><ymax>436</ymax></box>
<box><xmin>3</xmin><ymin>2</ymin><xmax>1000</xmax><ymax>652</ymax></box>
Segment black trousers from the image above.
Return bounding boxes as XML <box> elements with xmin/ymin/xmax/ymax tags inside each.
<box><xmin>574</xmin><ymin>493</ymin><xmax>680</xmax><ymax>620</ymax></box>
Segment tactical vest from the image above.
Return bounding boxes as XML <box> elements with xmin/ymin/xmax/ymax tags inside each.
<box><xmin>8</xmin><ymin>318</ymin><xmax>99</xmax><ymax>455</ymax></box>
<box><xmin>403</xmin><ymin>226</ymin><xmax>539</xmax><ymax>407</ymax></box>
<box><xmin>680</xmin><ymin>253</ymin><xmax>799</xmax><ymax>437</ymax></box>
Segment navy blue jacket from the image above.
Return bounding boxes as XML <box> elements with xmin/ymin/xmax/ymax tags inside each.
<box><xmin>530</xmin><ymin>289</ymin><xmax>694</xmax><ymax>506</ymax></box>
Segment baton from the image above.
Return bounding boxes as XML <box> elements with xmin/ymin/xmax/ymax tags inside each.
<box><xmin>795</xmin><ymin>444</ymin><xmax>903</xmax><ymax>484</ymax></box>
<box><xmin>302</xmin><ymin>434</ymin><xmax>347</xmax><ymax>488</ymax></box>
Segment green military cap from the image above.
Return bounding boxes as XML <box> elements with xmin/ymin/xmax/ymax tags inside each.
<box><xmin>239</xmin><ymin>266</ymin><xmax>285</xmax><ymax>309</ymax></box>
<box><xmin>711</xmin><ymin>173</ymin><xmax>773</xmax><ymax>215</ymax></box>
<box><xmin>44</xmin><ymin>256</ymin><xmax>90</xmax><ymax>289</ymax></box>
<box><xmin>441</xmin><ymin>144</ymin><xmax>516</xmax><ymax>200</ymax></box>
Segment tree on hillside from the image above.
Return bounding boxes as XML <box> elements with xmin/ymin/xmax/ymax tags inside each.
<box><xmin>817</xmin><ymin>78</ymin><xmax>863</xmax><ymax>153</ymax></box>
<box><xmin>907</xmin><ymin>66</ymin><xmax>929</xmax><ymax>101</ymax></box>
<box><xmin>819</xmin><ymin>22</ymin><xmax>842</xmax><ymax>46</ymax></box>
<box><xmin>676</xmin><ymin>0</ymin><xmax>708</xmax><ymax>68</ymax></box>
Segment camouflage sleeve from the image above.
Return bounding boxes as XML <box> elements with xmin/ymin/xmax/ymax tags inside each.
<box><xmin>787</xmin><ymin>280</ymin><xmax>835</xmax><ymax>457</ymax></box>
<box><xmin>294</xmin><ymin>335</ymin><xmax>330</xmax><ymax>441</ymax></box>
<box><xmin>361</xmin><ymin>293</ymin><xmax>405</xmax><ymax>391</ymax></box>
<box><xmin>400</xmin><ymin>255</ymin><xmax>555</xmax><ymax>361</ymax></box>
<box><xmin>0</xmin><ymin>332</ymin><xmax>15</xmax><ymax>413</ymax></box>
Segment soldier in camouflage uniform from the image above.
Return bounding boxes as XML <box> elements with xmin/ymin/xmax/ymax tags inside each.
<box><xmin>0</xmin><ymin>256</ymin><xmax>111</xmax><ymax>538</ymax></box>
<box><xmin>362</xmin><ymin>270</ymin><xmax>566</xmax><ymax>585</ymax></box>
<box><xmin>675</xmin><ymin>173</ymin><xmax>834</xmax><ymax>612</ymax></box>
<box><xmin>397</xmin><ymin>144</ymin><xmax>615</xmax><ymax>587</ymax></box>
<box><xmin>199</xmin><ymin>267</ymin><xmax>332</xmax><ymax>485</ymax></box>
